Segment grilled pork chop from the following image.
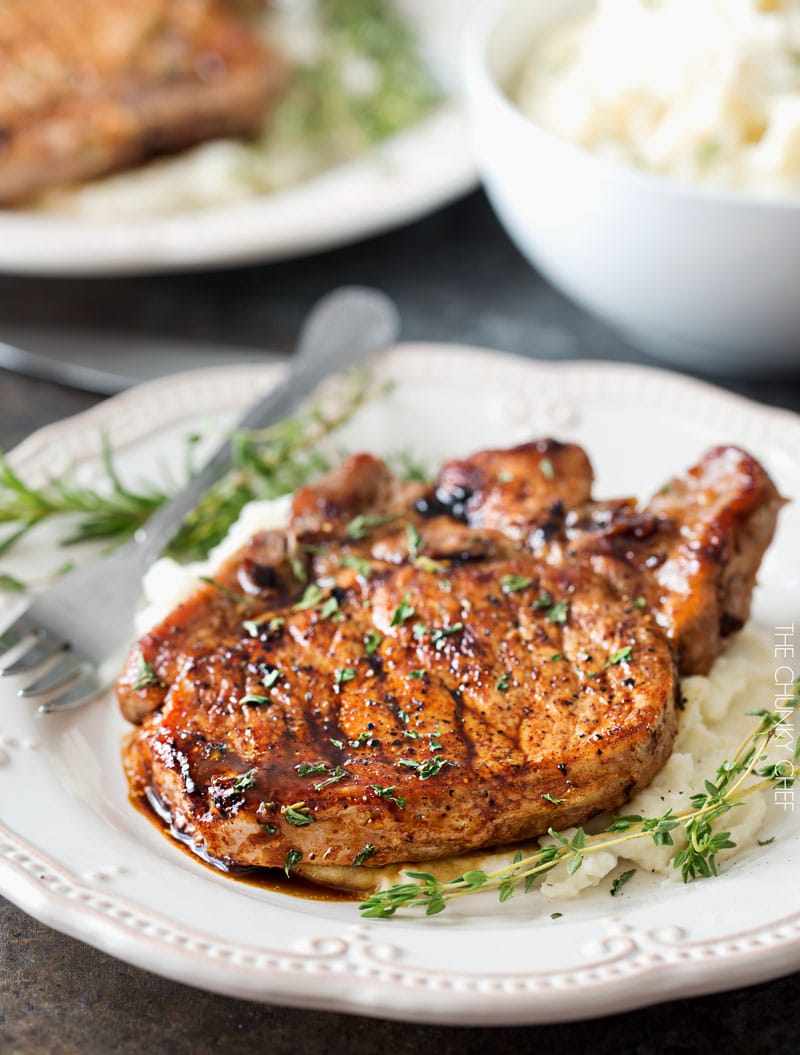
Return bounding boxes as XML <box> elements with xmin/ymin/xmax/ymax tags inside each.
<box><xmin>0</xmin><ymin>0</ymin><xmax>288</xmax><ymax>205</ymax></box>
<box><xmin>118</xmin><ymin>441</ymin><xmax>783</xmax><ymax>879</ymax></box>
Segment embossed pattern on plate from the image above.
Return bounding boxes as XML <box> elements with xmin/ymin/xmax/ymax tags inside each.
<box><xmin>1</xmin><ymin>344</ymin><xmax>799</xmax><ymax>1024</ymax></box>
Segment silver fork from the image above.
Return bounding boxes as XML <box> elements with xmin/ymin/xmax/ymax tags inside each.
<box><xmin>0</xmin><ymin>287</ymin><xmax>400</xmax><ymax>713</ymax></box>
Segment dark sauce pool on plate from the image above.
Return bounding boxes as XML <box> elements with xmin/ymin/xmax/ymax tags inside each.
<box><xmin>130</xmin><ymin>790</ymin><xmax>359</xmax><ymax>903</ymax></box>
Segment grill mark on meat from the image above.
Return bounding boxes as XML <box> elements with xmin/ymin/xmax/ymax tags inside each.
<box><xmin>118</xmin><ymin>440</ymin><xmax>783</xmax><ymax>875</ymax></box>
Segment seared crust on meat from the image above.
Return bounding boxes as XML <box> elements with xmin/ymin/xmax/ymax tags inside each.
<box><xmin>0</xmin><ymin>0</ymin><xmax>289</xmax><ymax>204</ymax></box>
<box><xmin>560</xmin><ymin>447</ymin><xmax>786</xmax><ymax>674</ymax></box>
<box><xmin>117</xmin><ymin>440</ymin><xmax>783</xmax><ymax>877</ymax></box>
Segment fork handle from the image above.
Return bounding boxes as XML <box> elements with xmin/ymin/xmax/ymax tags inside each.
<box><xmin>132</xmin><ymin>287</ymin><xmax>400</xmax><ymax>570</ymax></box>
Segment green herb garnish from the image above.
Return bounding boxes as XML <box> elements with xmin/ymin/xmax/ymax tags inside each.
<box><xmin>406</xmin><ymin>522</ymin><xmax>424</xmax><ymax>560</ymax></box>
<box><xmin>364</xmin><ymin>631</ymin><xmax>383</xmax><ymax>654</ymax></box>
<box><xmin>372</xmin><ymin>785</ymin><xmax>407</xmax><ymax>808</ymax></box>
<box><xmin>233</xmin><ymin>770</ymin><xmax>256</xmax><ymax>793</ymax></box>
<box><xmin>334</xmin><ymin>667</ymin><xmax>357</xmax><ymax>687</ymax></box>
<box><xmin>0</xmin><ymin>572</ymin><xmax>26</xmax><ymax>592</ymax></box>
<box><xmin>610</xmin><ymin>869</ymin><xmax>636</xmax><ymax>896</ymax></box>
<box><xmin>501</xmin><ymin>574</ymin><xmax>533</xmax><ymax>594</ymax></box>
<box><xmin>243</xmin><ymin>615</ymin><xmax>285</xmax><ymax>638</ymax></box>
<box><xmin>282</xmin><ymin>802</ymin><xmax>315</xmax><ymax>827</ymax></box>
<box><xmin>294</xmin><ymin>583</ymin><xmax>325</xmax><ymax>610</ymax></box>
<box><xmin>546</xmin><ymin>600</ymin><xmax>569</xmax><ymax>625</ymax></box>
<box><xmin>295</xmin><ymin>762</ymin><xmax>328</xmax><ymax>777</ymax></box>
<box><xmin>314</xmin><ymin>765</ymin><xmax>348</xmax><ymax>791</ymax></box>
<box><xmin>413</xmin><ymin>555</ymin><xmax>445</xmax><ymax>573</ymax></box>
<box><xmin>288</xmin><ymin>554</ymin><xmax>307</xmax><ymax>583</ymax></box>
<box><xmin>284</xmin><ymin>849</ymin><xmax>303</xmax><ymax>877</ymax></box>
<box><xmin>346</xmin><ymin>512</ymin><xmax>393</xmax><ymax>540</ymax></box>
<box><xmin>604</xmin><ymin>646</ymin><xmax>633</xmax><ymax>669</ymax></box>
<box><xmin>390</xmin><ymin>594</ymin><xmax>415</xmax><ymax>627</ymax></box>
<box><xmin>239</xmin><ymin>694</ymin><xmax>272</xmax><ymax>707</ymax></box>
<box><xmin>429</xmin><ymin>623</ymin><xmax>464</xmax><ymax>650</ymax></box>
<box><xmin>132</xmin><ymin>656</ymin><xmax>165</xmax><ymax>691</ymax></box>
<box><xmin>319</xmin><ymin>595</ymin><xmax>340</xmax><ymax>619</ymax></box>
<box><xmin>199</xmin><ymin>576</ymin><xmax>243</xmax><ymax>602</ymax></box>
<box><xmin>397</xmin><ymin>755</ymin><xmax>457</xmax><ymax>780</ymax></box>
<box><xmin>341</xmin><ymin>554</ymin><xmax>372</xmax><ymax>578</ymax></box>
<box><xmin>354</xmin><ymin>844</ymin><xmax>377</xmax><ymax>866</ymax></box>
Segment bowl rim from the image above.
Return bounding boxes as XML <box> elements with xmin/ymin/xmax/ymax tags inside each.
<box><xmin>463</xmin><ymin>0</ymin><xmax>800</xmax><ymax>213</ymax></box>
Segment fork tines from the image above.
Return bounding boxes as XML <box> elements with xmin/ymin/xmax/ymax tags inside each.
<box><xmin>0</xmin><ymin>616</ymin><xmax>101</xmax><ymax>713</ymax></box>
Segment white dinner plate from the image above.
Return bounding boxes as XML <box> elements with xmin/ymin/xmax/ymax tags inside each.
<box><xmin>1</xmin><ymin>345</ymin><xmax>799</xmax><ymax>1025</ymax></box>
<box><xmin>0</xmin><ymin>3</ymin><xmax>478</xmax><ymax>277</ymax></box>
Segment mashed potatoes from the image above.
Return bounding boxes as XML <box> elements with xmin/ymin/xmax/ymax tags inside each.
<box><xmin>141</xmin><ymin>497</ymin><xmax>782</xmax><ymax>902</ymax></box>
<box><xmin>516</xmin><ymin>0</ymin><xmax>800</xmax><ymax>194</ymax></box>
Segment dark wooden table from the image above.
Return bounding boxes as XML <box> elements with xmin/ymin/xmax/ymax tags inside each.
<box><xmin>1</xmin><ymin>192</ymin><xmax>798</xmax><ymax>1054</ymax></box>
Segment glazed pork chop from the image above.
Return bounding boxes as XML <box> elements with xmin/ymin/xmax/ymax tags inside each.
<box><xmin>118</xmin><ymin>441</ymin><xmax>783</xmax><ymax>879</ymax></box>
<box><xmin>0</xmin><ymin>0</ymin><xmax>288</xmax><ymax>204</ymax></box>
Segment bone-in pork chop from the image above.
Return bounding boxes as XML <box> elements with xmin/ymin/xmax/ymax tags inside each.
<box><xmin>117</xmin><ymin>441</ymin><xmax>783</xmax><ymax>878</ymax></box>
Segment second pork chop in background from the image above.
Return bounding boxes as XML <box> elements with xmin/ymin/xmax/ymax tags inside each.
<box><xmin>0</xmin><ymin>0</ymin><xmax>289</xmax><ymax>204</ymax></box>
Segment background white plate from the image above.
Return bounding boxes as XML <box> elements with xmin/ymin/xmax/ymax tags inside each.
<box><xmin>1</xmin><ymin>345</ymin><xmax>799</xmax><ymax>1025</ymax></box>
<box><xmin>0</xmin><ymin>2</ymin><xmax>478</xmax><ymax>277</ymax></box>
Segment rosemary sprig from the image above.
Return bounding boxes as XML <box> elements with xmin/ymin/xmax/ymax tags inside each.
<box><xmin>0</xmin><ymin>369</ymin><xmax>373</xmax><ymax>577</ymax></box>
<box><xmin>360</xmin><ymin>688</ymin><xmax>798</xmax><ymax>919</ymax></box>
<box><xmin>0</xmin><ymin>437</ymin><xmax>167</xmax><ymax>558</ymax></box>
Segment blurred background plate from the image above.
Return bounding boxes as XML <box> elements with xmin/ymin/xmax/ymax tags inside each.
<box><xmin>0</xmin><ymin>2</ymin><xmax>478</xmax><ymax>278</ymax></box>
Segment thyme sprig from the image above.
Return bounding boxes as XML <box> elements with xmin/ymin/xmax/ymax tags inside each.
<box><xmin>360</xmin><ymin>692</ymin><xmax>797</xmax><ymax>919</ymax></box>
<box><xmin>0</xmin><ymin>370</ymin><xmax>373</xmax><ymax>576</ymax></box>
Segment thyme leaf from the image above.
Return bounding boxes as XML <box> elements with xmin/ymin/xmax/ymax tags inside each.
<box><xmin>334</xmin><ymin>667</ymin><xmax>357</xmax><ymax>687</ymax></box>
<box><xmin>406</xmin><ymin>522</ymin><xmax>424</xmax><ymax>560</ymax></box>
<box><xmin>501</xmin><ymin>574</ymin><xmax>533</xmax><ymax>594</ymax></box>
<box><xmin>346</xmin><ymin>512</ymin><xmax>394</xmax><ymax>540</ymax></box>
<box><xmin>132</xmin><ymin>656</ymin><xmax>165</xmax><ymax>691</ymax></box>
<box><xmin>390</xmin><ymin>594</ymin><xmax>415</xmax><ymax>627</ymax></box>
<box><xmin>233</xmin><ymin>770</ymin><xmax>256</xmax><ymax>793</ymax></box>
<box><xmin>282</xmin><ymin>802</ymin><xmax>315</xmax><ymax>827</ymax></box>
<box><xmin>354</xmin><ymin>844</ymin><xmax>377</xmax><ymax>866</ymax></box>
<box><xmin>397</xmin><ymin>755</ymin><xmax>457</xmax><ymax>780</ymax></box>
<box><xmin>364</xmin><ymin>630</ymin><xmax>382</xmax><ymax>654</ymax></box>
<box><xmin>285</xmin><ymin>849</ymin><xmax>302</xmax><ymax>877</ymax></box>
<box><xmin>371</xmin><ymin>784</ymin><xmax>407</xmax><ymax>808</ymax></box>
<box><xmin>314</xmin><ymin>765</ymin><xmax>348</xmax><ymax>791</ymax></box>
<box><xmin>610</xmin><ymin>869</ymin><xmax>636</xmax><ymax>896</ymax></box>
<box><xmin>604</xmin><ymin>646</ymin><xmax>633</xmax><ymax>669</ymax></box>
<box><xmin>294</xmin><ymin>583</ymin><xmax>325</xmax><ymax>610</ymax></box>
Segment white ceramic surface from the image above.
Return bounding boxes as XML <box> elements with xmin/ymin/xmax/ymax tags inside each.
<box><xmin>0</xmin><ymin>3</ymin><xmax>478</xmax><ymax>277</ymax></box>
<box><xmin>1</xmin><ymin>346</ymin><xmax>799</xmax><ymax>1024</ymax></box>
<box><xmin>464</xmin><ymin>0</ymin><xmax>800</xmax><ymax>374</ymax></box>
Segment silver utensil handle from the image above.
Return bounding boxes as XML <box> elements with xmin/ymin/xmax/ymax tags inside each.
<box><xmin>133</xmin><ymin>287</ymin><xmax>399</xmax><ymax>569</ymax></box>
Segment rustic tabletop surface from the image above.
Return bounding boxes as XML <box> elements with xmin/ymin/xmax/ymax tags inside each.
<box><xmin>0</xmin><ymin>191</ymin><xmax>798</xmax><ymax>1054</ymax></box>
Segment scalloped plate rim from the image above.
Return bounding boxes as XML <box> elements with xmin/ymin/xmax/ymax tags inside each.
<box><xmin>1</xmin><ymin>343</ymin><xmax>799</xmax><ymax>1025</ymax></box>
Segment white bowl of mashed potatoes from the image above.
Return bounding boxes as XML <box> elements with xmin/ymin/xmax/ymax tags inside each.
<box><xmin>464</xmin><ymin>0</ymin><xmax>800</xmax><ymax>373</ymax></box>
